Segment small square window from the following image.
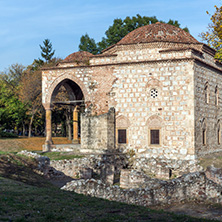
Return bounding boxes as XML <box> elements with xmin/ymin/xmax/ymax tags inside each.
<box><xmin>118</xmin><ymin>129</ymin><xmax>126</xmax><ymax>144</ymax></box>
<box><xmin>150</xmin><ymin>88</ymin><xmax>158</xmax><ymax>98</ymax></box>
<box><xmin>150</xmin><ymin>129</ymin><xmax>160</xmax><ymax>145</ymax></box>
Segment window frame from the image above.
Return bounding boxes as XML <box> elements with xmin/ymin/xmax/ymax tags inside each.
<box><xmin>204</xmin><ymin>82</ymin><xmax>209</xmax><ymax>104</ymax></box>
<box><xmin>117</xmin><ymin>128</ymin><xmax>127</xmax><ymax>144</ymax></box>
<box><xmin>202</xmin><ymin>128</ymin><xmax>206</xmax><ymax>145</ymax></box>
<box><xmin>148</xmin><ymin>128</ymin><xmax>161</xmax><ymax>146</ymax></box>
<box><xmin>215</xmin><ymin>86</ymin><xmax>219</xmax><ymax>106</ymax></box>
<box><xmin>150</xmin><ymin>129</ymin><xmax>160</xmax><ymax>145</ymax></box>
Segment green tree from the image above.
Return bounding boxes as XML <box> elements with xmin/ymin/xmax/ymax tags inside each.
<box><xmin>200</xmin><ymin>6</ymin><xmax>222</xmax><ymax>61</ymax></box>
<box><xmin>38</xmin><ymin>39</ymin><xmax>55</xmax><ymax>63</ymax></box>
<box><xmin>79</xmin><ymin>34</ymin><xmax>99</xmax><ymax>55</ymax></box>
<box><xmin>167</xmin><ymin>19</ymin><xmax>189</xmax><ymax>33</ymax></box>
<box><xmin>1</xmin><ymin>64</ymin><xmax>25</xmax><ymax>91</ymax></box>
<box><xmin>0</xmin><ymin>74</ymin><xmax>27</xmax><ymax>134</ymax></box>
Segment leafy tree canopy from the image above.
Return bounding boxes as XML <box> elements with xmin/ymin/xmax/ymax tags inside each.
<box><xmin>0</xmin><ymin>64</ymin><xmax>25</xmax><ymax>91</ymax></box>
<box><xmin>79</xmin><ymin>14</ymin><xmax>189</xmax><ymax>54</ymax></box>
<box><xmin>0</xmin><ymin>77</ymin><xmax>27</xmax><ymax>130</ymax></box>
<box><xmin>200</xmin><ymin>6</ymin><xmax>222</xmax><ymax>61</ymax></box>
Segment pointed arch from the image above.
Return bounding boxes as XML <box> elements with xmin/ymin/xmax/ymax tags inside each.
<box><xmin>44</xmin><ymin>74</ymin><xmax>90</xmax><ymax>107</ymax></box>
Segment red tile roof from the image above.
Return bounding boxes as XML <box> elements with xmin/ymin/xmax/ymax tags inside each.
<box><xmin>63</xmin><ymin>51</ymin><xmax>93</xmax><ymax>63</ymax></box>
<box><xmin>117</xmin><ymin>22</ymin><xmax>199</xmax><ymax>45</ymax></box>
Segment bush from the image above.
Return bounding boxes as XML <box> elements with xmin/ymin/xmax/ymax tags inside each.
<box><xmin>0</xmin><ymin>131</ymin><xmax>18</xmax><ymax>138</ymax></box>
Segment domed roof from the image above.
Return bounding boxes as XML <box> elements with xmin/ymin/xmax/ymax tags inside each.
<box><xmin>63</xmin><ymin>51</ymin><xmax>93</xmax><ymax>63</ymax></box>
<box><xmin>117</xmin><ymin>22</ymin><xmax>199</xmax><ymax>45</ymax></box>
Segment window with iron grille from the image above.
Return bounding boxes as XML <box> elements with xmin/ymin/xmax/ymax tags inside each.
<box><xmin>118</xmin><ymin>129</ymin><xmax>126</xmax><ymax>144</ymax></box>
<box><xmin>150</xmin><ymin>129</ymin><xmax>160</xmax><ymax>145</ymax></box>
<box><xmin>150</xmin><ymin>88</ymin><xmax>158</xmax><ymax>98</ymax></box>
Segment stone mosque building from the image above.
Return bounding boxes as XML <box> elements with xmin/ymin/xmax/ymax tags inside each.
<box><xmin>42</xmin><ymin>22</ymin><xmax>222</xmax><ymax>163</ymax></box>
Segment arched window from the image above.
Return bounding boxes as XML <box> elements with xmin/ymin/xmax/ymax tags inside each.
<box><xmin>116</xmin><ymin>115</ymin><xmax>130</xmax><ymax>144</ymax></box>
<box><xmin>215</xmin><ymin>86</ymin><xmax>219</xmax><ymax>106</ymax></box>
<box><xmin>217</xmin><ymin>120</ymin><xmax>221</xmax><ymax>145</ymax></box>
<box><xmin>147</xmin><ymin>115</ymin><xmax>163</xmax><ymax>146</ymax></box>
<box><xmin>204</xmin><ymin>82</ymin><xmax>209</xmax><ymax>104</ymax></box>
<box><xmin>202</xmin><ymin>118</ymin><xmax>207</xmax><ymax>145</ymax></box>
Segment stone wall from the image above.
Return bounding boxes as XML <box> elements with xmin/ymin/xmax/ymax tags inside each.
<box><xmin>81</xmin><ymin>107</ymin><xmax>115</xmax><ymax>152</ymax></box>
<box><xmin>111</xmin><ymin>59</ymin><xmax>195</xmax><ymax>160</ymax></box>
<box><xmin>19</xmin><ymin>150</ymin><xmax>222</xmax><ymax>208</ymax></box>
<box><xmin>120</xmin><ymin>169</ymin><xmax>161</xmax><ymax>189</ymax></box>
<box><xmin>206</xmin><ymin>165</ymin><xmax>222</xmax><ymax>185</ymax></box>
<box><xmin>194</xmin><ymin>62</ymin><xmax>222</xmax><ymax>156</ymax></box>
<box><xmin>62</xmin><ymin>172</ymin><xmax>222</xmax><ymax>207</ymax></box>
<box><xmin>50</xmin><ymin>153</ymin><xmax>128</xmax><ymax>184</ymax></box>
<box><xmin>131</xmin><ymin>157</ymin><xmax>203</xmax><ymax>179</ymax></box>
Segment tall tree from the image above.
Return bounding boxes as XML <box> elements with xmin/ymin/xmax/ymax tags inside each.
<box><xmin>79</xmin><ymin>14</ymin><xmax>190</xmax><ymax>53</ymax></box>
<box><xmin>200</xmin><ymin>6</ymin><xmax>222</xmax><ymax>61</ymax></box>
<box><xmin>39</xmin><ymin>39</ymin><xmax>55</xmax><ymax>63</ymax></box>
<box><xmin>79</xmin><ymin>34</ymin><xmax>99</xmax><ymax>55</ymax></box>
<box><xmin>19</xmin><ymin>58</ymin><xmax>61</xmax><ymax>137</ymax></box>
<box><xmin>19</xmin><ymin>67</ymin><xmax>42</xmax><ymax>138</ymax></box>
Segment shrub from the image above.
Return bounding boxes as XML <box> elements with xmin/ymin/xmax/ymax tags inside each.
<box><xmin>0</xmin><ymin>131</ymin><xmax>18</xmax><ymax>138</ymax></box>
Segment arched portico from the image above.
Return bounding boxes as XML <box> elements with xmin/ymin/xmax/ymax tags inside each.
<box><xmin>43</xmin><ymin>77</ymin><xmax>88</xmax><ymax>151</ymax></box>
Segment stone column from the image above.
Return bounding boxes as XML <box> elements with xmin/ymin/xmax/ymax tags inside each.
<box><xmin>44</xmin><ymin>108</ymin><xmax>53</xmax><ymax>151</ymax></box>
<box><xmin>73</xmin><ymin>106</ymin><xmax>79</xmax><ymax>144</ymax></box>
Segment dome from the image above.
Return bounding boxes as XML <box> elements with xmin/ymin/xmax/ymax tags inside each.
<box><xmin>117</xmin><ymin>22</ymin><xmax>199</xmax><ymax>45</ymax></box>
<box><xmin>63</xmin><ymin>51</ymin><xmax>93</xmax><ymax>63</ymax></box>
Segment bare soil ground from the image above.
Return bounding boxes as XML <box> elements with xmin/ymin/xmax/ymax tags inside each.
<box><xmin>0</xmin><ymin>136</ymin><xmax>72</xmax><ymax>152</ymax></box>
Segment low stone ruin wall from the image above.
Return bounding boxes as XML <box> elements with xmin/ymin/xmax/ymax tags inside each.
<box><xmin>50</xmin><ymin>153</ymin><xmax>127</xmax><ymax>183</ymax></box>
<box><xmin>120</xmin><ymin>169</ymin><xmax>163</xmax><ymax>189</ymax></box>
<box><xmin>19</xmin><ymin>150</ymin><xmax>222</xmax><ymax>207</ymax></box>
<box><xmin>62</xmin><ymin>172</ymin><xmax>222</xmax><ymax>207</ymax></box>
<box><xmin>131</xmin><ymin>157</ymin><xmax>203</xmax><ymax>179</ymax></box>
<box><xmin>206</xmin><ymin>166</ymin><xmax>222</xmax><ymax>185</ymax></box>
<box><xmin>19</xmin><ymin>150</ymin><xmax>128</xmax><ymax>183</ymax></box>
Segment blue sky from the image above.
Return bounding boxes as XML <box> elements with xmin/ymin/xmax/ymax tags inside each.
<box><xmin>0</xmin><ymin>0</ymin><xmax>221</xmax><ymax>71</ymax></box>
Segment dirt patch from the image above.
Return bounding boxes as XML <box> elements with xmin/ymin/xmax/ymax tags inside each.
<box><xmin>0</xmin><ymin>137</ymin><xmax>72</xmax><ymax>152</ymax></box>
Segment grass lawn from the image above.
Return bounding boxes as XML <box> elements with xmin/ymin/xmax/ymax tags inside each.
<box><xmin>40</xmin><ymin>151</ymin><xmax>84</xmax><ymax>160</ymax></box>
<box><xmin>0</xmin><ymin>175</ymin><xmax>215</xmax><ymax>222</ymax></box>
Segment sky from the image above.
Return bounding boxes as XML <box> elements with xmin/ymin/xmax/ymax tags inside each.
<box><xmin>0</xmin><ymin>0</ymin><xmax>221</xmax><ymax>71</ymax></box>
